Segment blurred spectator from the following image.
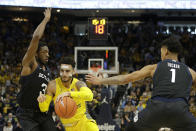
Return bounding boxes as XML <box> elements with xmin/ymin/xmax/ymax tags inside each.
<box><xmin>113</xmin><ymin>113</ymin><xmax>121</xmax><ymax>129</ymax></box>
<box><xmin>124</xmin><ymin>101</ymin><xmax>132</xmax><ymax>113</ymax></box>
<box><xmin>3</xmin><ymin>121</ymin><xmax>13</xmax><ymax>131</ymax></box>
<box><xmin>121</xmin><ymin>113</ymin><xmax>130</xmax><ymax>130</ymax></box>
<box><xmin>136</xmin><ymin>101</ymin><xmax>145</xmax><ymax>112</ymax></box>
<box><xmin>13</xmin><ymin>121</ymin><xmax>22</xmax><ymax>131</ymax></box>
<box><xmin>4</xmin><ymin>113</ymin><xmax>16</xmax><ymax>127</ymax></box>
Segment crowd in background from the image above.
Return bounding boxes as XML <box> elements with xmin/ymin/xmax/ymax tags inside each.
<box><xmin>0</xmin><ymin>15</ymin><xmax>195</xmax><ymax>131</ymax></box>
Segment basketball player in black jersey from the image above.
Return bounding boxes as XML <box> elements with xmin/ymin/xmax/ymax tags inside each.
<box><xmin>86</xmin><ymin>37</ymin><xmax>196</xmax><ymax>131</ymax></box>
<box><xmin>16</xmin><ymin>8</ymin><xmax>57</xmax><ymax>131</ymax></box>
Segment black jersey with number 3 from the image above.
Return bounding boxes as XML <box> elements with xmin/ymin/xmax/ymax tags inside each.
<box><xmin>152</xmin><ymin>59</ymin><xmax>192</xmax><ymax>100</ymax></box>
<box><xmin>17</xmin><ymin>66</ymin><xmax>51</xmax><ymax>110</ymax></box>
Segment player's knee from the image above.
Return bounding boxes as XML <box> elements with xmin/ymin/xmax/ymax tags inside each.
<box><xmin>125</xmin><ymin>123</ymin><xmax>138</xmax><ymax>131</ymax></box>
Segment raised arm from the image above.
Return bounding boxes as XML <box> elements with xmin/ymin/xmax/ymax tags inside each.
<box><xmin>189</xmin><ymin>68</ymin><xmax>196</xmax><ymax>89</ymax></box>
<box><xmin>86</xmin><ymin>64</ymin><xmax>157</xmax><ymax>85</ymax></box>
<box><xmin>21</xmin><ymin>8</ymin><xmax>51</xmax><ymax>68</ymax></box>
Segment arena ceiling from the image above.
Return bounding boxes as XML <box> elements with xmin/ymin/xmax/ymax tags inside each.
<box><xmin>0</xmin><ymin>6</ymin><xmax>196</xmax><ymax>22</ymax></box>
<box><xmin>0</xmin><ymin>6</ymin><xmax>196</xmax><ymax>17</ymax></box>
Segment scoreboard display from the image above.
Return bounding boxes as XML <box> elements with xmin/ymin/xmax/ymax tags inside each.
<box><xmin>88</xmin><ymin>18</ymin><xmax>108</xmax><ymax>40</ymax></box>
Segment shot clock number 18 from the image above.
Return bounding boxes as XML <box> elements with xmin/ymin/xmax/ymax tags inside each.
<box><xmin>88</xmin><ymin>18</ymin><xmax>108</xmax><ymax>40</ymax></box>
<box><xmin>93</xmin><ymin>19</ymin><xmax>105</xmax><ymax>34</ymax></box>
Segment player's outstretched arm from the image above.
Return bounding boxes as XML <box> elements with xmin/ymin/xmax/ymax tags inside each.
<box><xmin>86</xmin><ymin>64</ymin><xmax>157</xmax><ymax>85</ymax></box>
<box><xmin>189</xmin><ymin>68</ymin><xmax>196</xmax><ymax>89</ymax></box>
<box><xmin>38</xmin><ymin>80</ymin><xmax>55</xmax><ymax>112</ymax></box>
<box><xmin>22</xmin><ymin>8</ymin><xmax>51</xmax><ymax>67</ymax></box>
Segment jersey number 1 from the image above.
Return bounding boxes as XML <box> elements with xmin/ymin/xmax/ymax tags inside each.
<box><xmin>170</xmin><ymin>69</ymin><xmax>176</xmax><ymax>83</ymax></box>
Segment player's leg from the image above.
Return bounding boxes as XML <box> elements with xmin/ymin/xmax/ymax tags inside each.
<box><xmin>84</xmin><ymin>119</ymin><xmax>99</xmax><ymax>131</ymax></box>
<box><xmin>16</xmin><ymin>108</ymin><xmax>39</xmax><ymax>131</ymax></box>
<box><xmin>171</xmin><ymin>111</ymin><xmax>196</xmax><ymax>131</ymax></box>
<box><xmin>84</xmin><ymin>113</ymin><xmax>99</xmax><ymax>131</ymax></box>
<box><xmin>72</xmin><ymin>115</ymin><xmax>99</xmax><ymax>131</ymax></box>
<box><xmin>39</xmin><ymin>116</ymin><xmax>57</xmax><ymax>131</ymax></box>
<box><xmin>64</xmin><ymin>127</ymin><xmax>74</xmax><ymax>131</ymax></box>
<box><xmin>182</xmin><ymin>111</ymin><xmax>196</xmax><ymax>131</ymax></box>
<box><xmin>17</xmin><ymin>117</ymin><xmax>39</xmax><ymax>131</ymax></box>
<box><xmin>126</xmin><ymin>99</ymin><xmax>165</xmax><ymax>131</ymax></box>
<box><xmin>164</xmin><ymin>100</ymin><xmax>196</xmax><ymax>131</ymax></box>
<box><xmin>31</xmin><ymin>126</ymin><xmax>40</xmax><ymax>131</ymax></box>
<box><xmin>125</xmin><ymin>124</ymin><xmax>157</xmax><ymax>131</ymax></box>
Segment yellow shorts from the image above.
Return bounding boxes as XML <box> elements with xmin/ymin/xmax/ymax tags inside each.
<box><xmin>64</xmin><ymin>116</ymin><xmax>99</xmax><ymax>131</ymax></box>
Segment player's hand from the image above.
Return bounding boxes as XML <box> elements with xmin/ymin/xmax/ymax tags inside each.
<box><xmin>44</xmin><ymin>8</ymin><xmax>51</xmax><ymax>22</ymax></box>
<box><xmin>85</xmin><ymin>74</ymin><xmax>102</xmax><ymax>85</ymax></box>
<box><xmin>37</xmin><ymin>91</ymin><xmax>46</xmax><ymax>103</ymax></box>
<box><xmin>56</xmin><ymin>92</ymin><xmax>71</xmax><ymax>102</ymax></box>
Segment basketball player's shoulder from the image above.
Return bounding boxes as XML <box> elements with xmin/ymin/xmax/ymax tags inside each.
<box><xmin>143</xmin><ymin>64</ymin><xmax>157</xmax><ymax>77</ymax></box>
<box><xmin>48</xmin><ymin>80</ymin><xmax>56</xmax><ymax>86</ymax></box>
<box><xmin>143</xmin><ymin>64</ymin><xmax>157</xmax><ymax>71</ymax></box>
<box><xmin>147</xmin><ymin>64</ymin><xmax>157</xmax><ymax>68</ymax></box>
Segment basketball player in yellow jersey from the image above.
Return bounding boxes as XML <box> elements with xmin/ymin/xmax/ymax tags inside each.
<box><xmin>37</xmin><ymin>57</ymin><xmax>99</xmax><ymax>131</ymax></box>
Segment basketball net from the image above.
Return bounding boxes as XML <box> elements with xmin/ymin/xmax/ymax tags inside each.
<box><xmin>89</xmin><ymin>67</ymin><xmax>101</xmax><ymax>77</ymax></box>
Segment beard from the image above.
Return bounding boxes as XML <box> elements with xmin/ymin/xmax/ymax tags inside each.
<box><xmin>61</xmin><ymin>76</ymin><xmax>72</xmax><ymax>83</ymax></box>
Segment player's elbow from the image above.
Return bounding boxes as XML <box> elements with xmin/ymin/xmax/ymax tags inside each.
<box><xmin>32</xmin><ymin>34</ymin><xmax>41</xmax><ymax>40</ymax></box>
<box><xmin>80</xmin><ymin>87</ymin><xmax>94</xmax><ymax>101</ymax></box>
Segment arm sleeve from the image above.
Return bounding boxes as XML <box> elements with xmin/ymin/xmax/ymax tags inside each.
<box><xmin>70</xmin><ymin>87</ymin><xmax>93</xmax><ymax>101</ymax></box>
<box><xmin>39</xmin><ymin>94</ymin><xmax>52</xmax><ymax>112</ymax></box>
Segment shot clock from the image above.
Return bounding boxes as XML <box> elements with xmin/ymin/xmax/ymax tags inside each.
<box><xmin>88</xmin><ymin>18</ymin><xmax>108</xmax><ymax>40</ymax></box>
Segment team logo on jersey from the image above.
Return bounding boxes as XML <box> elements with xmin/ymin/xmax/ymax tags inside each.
<box><xmin>38</xmin><ymin>73</ymin><xmax>50</xmax><ymax>82</ymax></box>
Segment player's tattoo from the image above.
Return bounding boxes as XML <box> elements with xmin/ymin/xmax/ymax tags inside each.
<box><xmin>76</xmin><ymin>81</ymin><xmax>87</xmax><ymax>90</ymax></box>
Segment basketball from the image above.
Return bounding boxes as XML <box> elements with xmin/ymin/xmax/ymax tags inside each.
<box><xmin>55</xmin><ymin>96</ymin><xmax>77</xmax><ymax>119</ymax></box>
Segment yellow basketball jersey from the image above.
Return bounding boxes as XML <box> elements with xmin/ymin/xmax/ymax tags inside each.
<box><xmin>53</xmin><ymin>77</ymin><xmax>87</xmax><ymax>124</ymax></box>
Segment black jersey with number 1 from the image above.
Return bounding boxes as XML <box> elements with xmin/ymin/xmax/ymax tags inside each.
<box><xmin>152</xmin><ymin>59</ymin><xmax>192</xmax><ymax>100</ymax></box>
<box><xmin>17</xmin><ymin>66</ymin><xmax>51</xmax><ymax>111</ymax></box>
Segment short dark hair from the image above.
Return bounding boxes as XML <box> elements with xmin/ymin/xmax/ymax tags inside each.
<box><xmin>59</xmin><ymin>57</ymin><xmax>75</xmax><ymax>68</ymax></box>
<box><xmin>160</xmin><ymin>37</ymin><xmax>183</xmax><ymax>54</ymax></box>
<box><xmin>37</xmin><ymin>41</ymin><xmax>48</xmax><ymax>53</ymax></box>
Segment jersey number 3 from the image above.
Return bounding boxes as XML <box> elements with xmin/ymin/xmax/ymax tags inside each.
<box><xmin>170</xmin><ymin>69</ymin><xmax>176</xmax><ymax>83</ymax></box>
<box><xmin>41</xmin><ymin>83</ymin><xmax>48</xmax><ymax>94</ymax></box>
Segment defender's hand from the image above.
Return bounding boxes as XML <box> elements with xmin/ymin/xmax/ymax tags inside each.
<box><xmin>44</xmin><ymin>8</ymin><xmax>51</xmax><ymax>22</ymax></box>
<box><xmin>37</xmin><ymin>91</ymin><xmax>46</xmax><ymax>103</ymax></box>
<box><xmin>85</xmin><ymin>74</ymin><xmax>102</xmax><ymax>85</ymax></box>
<box><xmin>56</xmin><ymin>92</ymin><xmax>71</xmax><ymax>103</ymax></box>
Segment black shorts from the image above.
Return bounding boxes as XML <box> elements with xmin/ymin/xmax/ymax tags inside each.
<box><xmin>126</xmin><ymin>97</ymin><xmax>196</xmax><ymax>131</ymax></box>
<box><xmin>16</xmin><ymin>107</ymin><xmax>57</xmax><ymax>131</ymax></box>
